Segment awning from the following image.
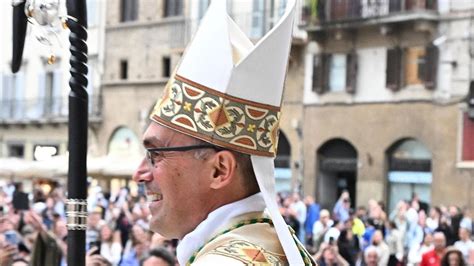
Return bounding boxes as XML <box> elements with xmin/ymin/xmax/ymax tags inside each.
<box><xmin>0</xmin><ymin>154</ymin><xmax>142</xmax><ymax>179</ymax></box>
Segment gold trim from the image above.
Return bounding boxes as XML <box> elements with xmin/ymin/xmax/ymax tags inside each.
<box><xmin>152</xmin><ymin>114</ymin><xmax>274</xmax><ymax>157</ymax></box>
<box><xmin>175</xmin><ymin>75</ymin><xmax>280</xmax><ymax>111</ymax></box>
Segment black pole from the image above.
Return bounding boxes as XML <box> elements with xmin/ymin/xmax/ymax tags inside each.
<box><xmin>11</xmin><ymin>1</ymin><xmax>28</xmax><ymax>73</ymax></box>
<box><xmin>65</xmin><ymin>1</ymin><xmax>88</xmax><ymax>266</ymax></box>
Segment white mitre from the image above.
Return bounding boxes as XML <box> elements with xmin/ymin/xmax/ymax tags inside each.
<box><xmin>151</xmin><ymin>0</ymin><xmax>304</xmax><ymax>264</ymax></box>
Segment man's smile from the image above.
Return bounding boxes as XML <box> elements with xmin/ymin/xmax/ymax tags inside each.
<box><xmin>146</xmin><ymin>192</ymin><xmax>163</xmax><ymax>202</ymax></box>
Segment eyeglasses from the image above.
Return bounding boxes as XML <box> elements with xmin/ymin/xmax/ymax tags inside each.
<box><xmin>145</xmin><ymin>144</ymin><xmax>224</xmax><ymax>167</ymax></box>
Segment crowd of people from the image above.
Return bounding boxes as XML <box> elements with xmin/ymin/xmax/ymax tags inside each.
<box><xmin>0</xmin><ymin>181</ymin><xmax>472</xmax><ymax>266</ymax></box>
<box><xmin>280</xmin><ymin>191</ymin><xmax>474</xmax><ymax>266</ymax></box>
<box><xmin>0</xmin><ymin>182</ymin><xmax>176</xmax><ymax>266</ymax></box>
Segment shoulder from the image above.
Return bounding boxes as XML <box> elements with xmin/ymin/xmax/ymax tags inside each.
<box><xmin>192</xmin><ymin>221</ymin><xmax>288</xmax><ymax>265</ymax></box>
<box><xmin>193</xmin><ymin>239</ymin><xmax>287</xmax><ymax>265</ymax></box>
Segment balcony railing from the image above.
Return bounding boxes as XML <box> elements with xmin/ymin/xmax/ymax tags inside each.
<box><xmin>301</xmin><ymin>0</ymin><xmax>437</xmax><ymax>25</ymax></box>
<box><xmin>0</xmin><ymin>95</ymin><xmax>102</xmax><ymax>123</ymax></box>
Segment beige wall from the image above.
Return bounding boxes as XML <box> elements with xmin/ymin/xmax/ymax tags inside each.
<box><xmin>302</xmin><ymin>102</ymin><xmax>473</xmax><ymax>208</ymax></box>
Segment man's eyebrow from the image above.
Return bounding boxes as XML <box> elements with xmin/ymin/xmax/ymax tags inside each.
<box><xmin>143</xmin><ymin>136</ymin><xmax>165</xmax><ymax>148</ymax></box>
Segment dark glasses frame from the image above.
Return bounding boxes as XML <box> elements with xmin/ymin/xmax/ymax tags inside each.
<box><xmin>145</xmin><ymin>144</ymin><xmax>225</xmax><ymax>167</ymax></box>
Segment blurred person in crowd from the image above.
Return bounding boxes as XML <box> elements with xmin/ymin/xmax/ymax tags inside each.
<box><xmin>0</xmin><ymin>230</ymin><xmax>19</xmax><ymax>266</ymax></box>
<box><xmin>357</xmin><ymin>206</ymin><xmax>369</xmax><ymax>225</ymax></box>
<box><xmin>420</xmin><ymin>231</ymin><xmax>447</xmax><ymax>266</ymax></box>
<box><xmin>290</xmin><ymin>193</ymin><xmax>307</xmax><ymax>241</ymax></box>
<box><xmin>408</xmin><ymin>232</ymin><xmax>434</xmax><ymax>266</ymax></box>
<box><xmin>449</xmin><ymin>206</ymin><xmax>463</xmax><ymax>244</ymax></box>
<box><xmin>149</xmin><ymin>233</ymin><xmax>176</xmax><ymax>256</ymax></box>
<box><xmin>140</xmin><ymin>248</ymin><xmax>175</xmax><ymax>266</ymax></box>
<box><xmin>313</xmin><ymin>209</ymin><xmax>334</xmax><ymax>250</ymax></box>
<box><xmin>281</xmin><ymin>196</ymin><xmax>300</xmax><ymax>237</ymax></box>
<box><xmin>50</xmin><ymin>187</ymin><xmax>66</xmax><ymax>218</ymax></box>
<box><xmin>349</xmin><ymin>208</ymin><xmax>365</xmax><ymax>238</ymax></box>
<box><xmin>325</xmin><ymin>221</ymin><xmax>344</xmax><ymax>245</ymax></box>
<box><xmin>26</xmin><ymin>210</ymin><xmax>64</xmax><ymax>266</ymax></box>
<box><xmin>419</xmin><ymin>210</ymin><xmax>428</xmax><ymax>231</ymax></box>
<box><xmin>41</xmin><ymin>197</ymin><xmax>56</xmax><ymax>229</ymax></box>
<box><xmin>454</xmin><ymin>227</ymin><xmax>474</xmax><ymax>263</ymax></box>
<box><xmin>304</xmin><ymin>195</ymin><xmax>320</xmax><ymax>247</ymax></box>
<box><xmin>121</xmin><ymin>224</ymin><xmax>151</xmax><ymax>266</ymax></box>
<box><xmin>86</xmin><ymin>246</ymin><xmax>112</xmax><ymax>266</ymax></box>
<box><xmin>412</xmin><ymin>193</ymin><xmax>429</xmax><ymax>214</ymax></box>
<box><xmin>362</xmin><ymin>219</ymin><xmax>377</xmax><ymax>250</ymax></box>
<box><xmin>370</xmin><ymin>229</ymin><xmax>389</xmax><ymax>266</ymax></box>
<box><xmin>440</xmin><ymin>247</ymin><xmax>466</xmax><ymax>266</ymax></box>
<box><xmin>87</xmin><ymin>207</ymin><xmax>105</xmax><ymax>250</ymax></box>
<box><xmin>438</xmin><ymin>216</ymin><xmax>456</xmax><ymax>247</ymax></box>
<box><xmin>460</xmin><ymin>208</ymin><xmax>472</xmax><ymax>234</ymax></box>
<box><xmin>333</xmin><ymin>191</ymin><xmax>350</xmax><ymax>223</ymax></box>
<box><xmin>385</xmin><ymin>221</ymin><xmax>403</xmax><ymax>266</ymax></box>
<box><xmin>389</xmin><ymin>201</ymin><xmax>408</xmax><ymax>245</ymax></box>
<box><xmin>104</xmin><ymin>202</ymin><xmax>121</xmax><ymax>230</ymax></box>
<box><xmin>406</xmin><ymin>208</ymin><xmax>424</xmax><ymax>252</ymax></box>
<box><xmin>364</xmin><ymin>245</ymin><xmax>380</xmax><ymax>266</ymax></box>
<box><xmin>427</xmin><ymin>207</ymin><xmax>442</xmax><ymax>233</ymax></box>
<box><xmin>368</xmin><ymin>200</ymin><xmax>386</xmax><ymax>233</ymax></box>
<box><xmin>116</xmin><ymin>202</ymin><xmax>132</xmax><ymax>249</ymax></box>
<box><xmin>12</xmin><ymin>183</ymin><xmax>29</xmax><ymax>211</ymax></box>
<box><xmin>337</xmin><ymin>228</ymin><xmax>359</xmax><ymax>266</ymax></box>
<box><xmin>314</xmin><ymin>242</ymin><xmax>350</xmax><ymax>266</ymax></box>
<box><xmin>99</xmin><ymin>224</ymin><xmax>122</xmax><ymax>266</ymax></box>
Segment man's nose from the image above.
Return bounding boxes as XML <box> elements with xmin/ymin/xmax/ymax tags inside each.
<box><xmin>133</xmin><ymin>158</ymin><xmax>153</xmax><ymax>183</ymax></box>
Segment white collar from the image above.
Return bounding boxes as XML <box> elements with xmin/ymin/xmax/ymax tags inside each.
<box><xmin>176</xmin><ymin>192</ymin><xmax>266</xmax><ymax>265</ymax></box>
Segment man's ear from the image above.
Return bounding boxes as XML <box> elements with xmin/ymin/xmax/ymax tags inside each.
<box><xmin>209</xmin><ymin>150</ymin><xmax>237</xmax><ymax>190</ymax></box>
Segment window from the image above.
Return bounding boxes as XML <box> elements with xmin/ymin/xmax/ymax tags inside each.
<box><xmin>312</xmin><ymin>52</ymin><xmax>357</xmax><ymax>94</ymax></box>
<box><xmin>8</xmin><ymin>144</ymin><xmax>24</xmax><ymax>158</ymax></box>
<box><xmin>40</xmin><ymin>70</ymin><xmax>62</xmax><ymax>117</ymax></box>
<box><xmin>87</xmin><ymin>0</ymin><xmax>99</xmax><ymax>26</ymax></box>
<box><xmin>120</xmin><ymin>0</ymin><xmax>138</xmax><ymax>22</ymax></box>
<box><xmin>251</xmin><ymin>0</ymin><xmax>265</xmax><ymax>38</ymax></box>
<box><xmin>120</xmin><ymin>60</ymin><xmax>128</xmax><ymax>80</ymax></box>
<box><xmin>386</xmin><ymin>45</ymin><xmax>438</xmax><ymax>91</ymax></box>
<box><xmin>162</xmin><ymin>57</ymin><xmax>171</xmax><ymax>78</ymax></box>
<box><xmin>461</xmin><ymin>112</ymin><xmax>474</xmax><ymax>161</ymax></box>
<box><xmin>1</xmin><ymin>73</ymin><xmax>24</xmax><ymax>119</ymax></box>
<box><xmin>164</xmin><ymin>0</ymin><xmax>183</xmax><ymax>17</ymax></box>
<box><xmin>329</xmin><ymin>54</ymin><xmax>347</xmax><ymax>92</ymax></box>
<box><xmin>198</xmin><ymin>0</ymin><xmax>210</xmax><ymax>20</ymax></box>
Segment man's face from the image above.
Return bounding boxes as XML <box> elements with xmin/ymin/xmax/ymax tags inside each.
<box><xmin>433</xmin><ymin>232</ymin><xmax>446</xmax><ymax>251</ymax></box>
<box><xmin>365</xmin><ymin>251</ymin><xmax>378</xmax><ymax>266</ymax></box>
<box><xmin>133</xmin><ymin>123</ymin><xmax>214</xmax><ymax>239</ymax></box>
<box><xmin>459</xmin><ymin>228</ymin><xmax>470</xmax><ymax>241</ymax></box>
<box><xmin>320</xmin><ymin>212</ymin><xmax>330</xmax><ymax>225</ymax></box>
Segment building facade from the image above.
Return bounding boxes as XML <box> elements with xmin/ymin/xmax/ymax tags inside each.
<box><xmin>0</xmin><ymin>0</ymin><xmax>106</xmax><ymax>191</ymax></box>
<box><xmin>301</xmin><ymin>0</ymin><xmax>474</xmax><ymax>211</ymax></box>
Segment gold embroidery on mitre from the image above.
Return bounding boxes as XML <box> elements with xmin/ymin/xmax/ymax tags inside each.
<box><xmin>150</xmin><ymin>75</ymin><xmax>281</xmax><ymax>157</ymax></box>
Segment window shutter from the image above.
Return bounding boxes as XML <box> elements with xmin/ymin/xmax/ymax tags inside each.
<box><xmin>12</xmin><ymin>73</ymin><xmax>24</xmax><ymax>120</ymax></box>
<box><xmin>53</xmin><ymin>70</ymin><xmax>62</xmax><ymax>116</ymax></box>
<box><xmin>346</xmin><ymin>51</ymin><xmax>357</xmax><ymax>94</ymax></box>
<box><xmin>425</xmin><ymin>45</ymin><xmax>438</xmax><ymax>90</ymax></box>
<box><xmin>386</xmin><ymin>47</ymin><xmax>402</xmax><ymax>91</ymax></box>
<box><xmin>37</xmin><ymin>72</ymin><xmax>46</xmax><ymax>119</ymax></box>
<box><xmin>312</xmin><ymin>54</ymin><xmax>328</xmax><ymax>94</ymax></box>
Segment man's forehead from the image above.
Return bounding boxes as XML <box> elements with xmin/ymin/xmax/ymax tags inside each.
<box><xmin>142</xmin><ymin>122</ymin><xmax>197</xmax><ymax>147</ymax></box>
